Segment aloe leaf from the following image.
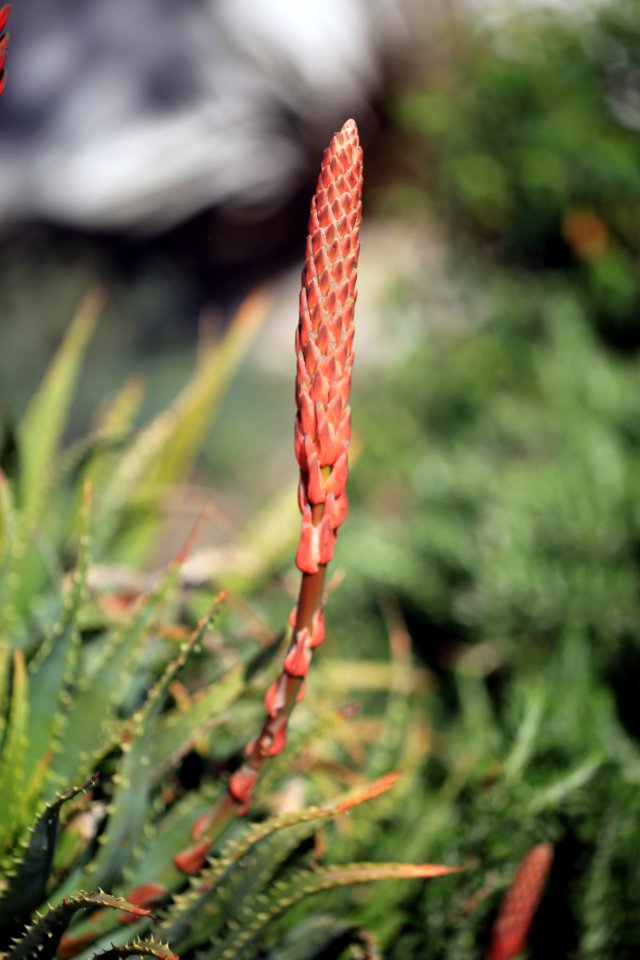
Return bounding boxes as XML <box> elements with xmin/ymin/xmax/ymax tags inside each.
<box><xmin>97</xmin><ymin>377</ymin><xmax>146</xmax><ymax>437</ymax></box>
<box><xmin>503</xmin><ymin>686</ymin><xmax>546</xmax><ymax>784</ymax></box>
<box><xmin>0</xmin><ymin>650</ymin><xmax>29</xmax><ymax>854</ymax></box>
<box><xmin>3</xmin><ymin>891</ymin><xmax>154</xmax><ymax>960</ymax></box>
<box><xmin>0</xmin><ymin>468</ymin><xmax>15</xmax><ymax>571</ymax></box>
<box><xmin>90</xmin><ymin>938</ymin><xmax>180</xmax><ymax>960</ymax></box>
<box><xmin>0</xmin><ymin>775</ymin><xmax>97</xmax><ymax>931</ymax></box>
<box><xmin>0</xmin><ymin>413</ymin><xmax>19</xmax><ymax>478</ymax></box>
<box><xmin>94</xmin><ymin>292</ymin><xmax>268</xmax><ymax>562</ymax></box>
<box><xmin>138</xmin><ymin>292</ymin><xmax>268</xmax><ymax>491</ymax></box>
<box><xmin>126</xmin><ymin>788</ymin><xmax>216</xmax><ymax>892</ymax></box>
<box><xmin>149</xmin><ymin>663</ymin><xmax>245</xmax><ymax>774</ymax></box>
<box><xmin>83</xmin><ymin>600</ymin><xmax>223</xmax><ymax>892</ymax></box>
<box><xmin>0</xmin><ymin>471</ymin><xmax>26</xmax><ymax>641</ymax></box>
<box><xmin>57</xmin><ymin>430</ymin><xmax>129</xmax><ymax>492</ymax></box>
<box><xmin>81</xmin><ymin>377</ymin><xmax>145</xmax><ymax>522</ymax></box>
<box><xmin>24</xmin><ymin>505</ymin><xmax>91</xmax><ymax>787</ymax></box>
<box><xmin>18</xmin><ymin>288</ymin><xmax>102</xmax><ymax>526</ymax></box>
<box><xmin>0</xmin><ymin>640</ymin><xmax>9</xmax><ymax>749</ymax></box>
<box><xmin>51</xmin><ymin>542</ymin><xmax>187</xmax><ymax>786</ymax></box>
<box><xmin>269</xmin><ymin>917</ymin><xmax>368</xmax><ymax>960</ymax></box>
<box><xmin>50</xmin><ymin>380</ymin><xmax>144</xmax><ymax>554</ymax></box>
<box><xmin>222</xmin><ymin>480</ymin><xmax>300</xmax><ymax>594</ymax></box>
<box><xmin>52</xmin><ymin>430</ymin><xmax>129</xmax><ymax>547</ymax></box>
<box><xmin>161</xmin><ymin>774</ymin><xmax>402</xmax><ymax>949</ymax></box>
<box><xmin>529</xmin><ymin>755</ymin><xmax>604</xmax><ymax>813</ymax></box>
<box><xmin>59</xmin><ymin>793</ymin><xmax>217</xmax><ymax>956</ymax></box>
<box><xmin>203</xmin><ymin>861</ymin><xmax>460</xmax><ymax>960</ymax></box>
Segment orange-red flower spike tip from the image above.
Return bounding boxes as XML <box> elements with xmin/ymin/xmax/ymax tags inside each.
<box><xmin>294</xmin><ymin>118</ymin><xmax>363</xmax><ymax>572</ymax></box>
<box><xmin>486</xmin><ymin>843</ymin><xmax>554</xmax><ymax>960</ymax></box>
<box><xmin>224</xmin><ymin>121</ymin><xmax>363</xmax><ymax>817</ymax></box>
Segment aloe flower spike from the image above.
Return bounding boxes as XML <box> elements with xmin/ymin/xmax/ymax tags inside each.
<box><xmin>227</xmin><ymin>118</ymin><xmax>363</xmax><ymax>812</ymax></box>
<box><xmin>486</xmin><ymin>843</ymin><xmax>554</xmax><ymax>960</ymax></box>
<box><xmin>0</xmin><ymin>5</ymin><xmax>9</xmax><ymax>97</ymax></box>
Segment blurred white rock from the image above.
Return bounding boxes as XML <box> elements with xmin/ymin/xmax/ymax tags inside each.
<box><xmin>0</xmin><ymin>0</ymin><xmax>419</xmax><ymax>233</ymax></box>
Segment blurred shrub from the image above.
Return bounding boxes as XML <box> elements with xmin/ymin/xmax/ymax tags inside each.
<box><xmin>313</xmin><ymin>8</ymin><xmax>640</xmax><ymax>954</ymax></box>
<box><xmin>395</xmin><ymin>0</ymin><xmax>640</xmax><ymax>348</ymax></box>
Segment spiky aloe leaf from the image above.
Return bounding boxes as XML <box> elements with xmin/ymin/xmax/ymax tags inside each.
<box><xmin>0</xmin><ymin>411</ymin><xmax>19</xmax><ymax>478</ymax></box>
<box><xmin>0</xmin><ymin>467</ymin><xmax>16</xmax><ymax>570</ymax></box>
<box><xmin>94</xmin><ymin>292</ymin><xmax>268</xmax><ymax>563</ymax></box>
<box><xmin>51</xmin><ymin>536</ymin><xmax>189</xmax><ymax>786</ymax></box>
<box><xmin>268</xmin><ymin>916</ymin><xmax>367</xmax><ymax>960</ymax></box>
<box><xmin>82</xmin><ymin>377</ymin><xmax>145</xmax><ymax>511</ymax></box>
<box><xmin>529</xmin><ymin>755</ymin><xmax>603</xmax><ymax>813</ymax></box>
<box><xmin>90</xmin><ymin>937</ymin><xmax>180</xmax><ymax>960</ymax></box>
<box><xmin>96</xmin><ymin>377</ymin><xmax>146</xmax><ymax>439</ymax></box>
<box><xmin>57</xmin><ymin>430</ymin><xmax>128</xmax><ymax>492</ymax></box>
<box><xmin>222</xmin><ymin>480</ymin><xmax>301</xmax><ymax>594</ymax></box>
<box><xmin>51</xmin><ymin>381</ymin><xmax>145</xmax><ymax>557</ymax></box>
<box><xmin>56</xmin><ymin>792</ymin><xmax>217</xmax><ymax>957</ymax></box>
<box><xmin>161</xmin><ymin>774</ymin><xmax>403</xmax><ymax>949</ymax></box>
<box><xmin>0</xmin><ymin>775</ymin><xmax>98</xmax><ymax>932</ymax></box>
<box><xmin>0</xmin><ymin>650</ymin><xmax>28</xmax><ymax>855</ymax></box>
<box><xmin>202</xmin><ymin>861</ymin><xmax>459</xmax><ymax>960</ymax></box>
<box><xmin>149</xmin><ymin>663</ymin><xmax>245</xmax><ymax>774</ymax></box>
<box><xmin>51</xmin><ymin>429</ymin><xmax>128</xmax><ymax>547</ymax></box>
<box><xmin>0</xmin><ymin>469</ymin><xmax>25</xmax><ymax>640</ymax></box>
<box><xmin>124</xmin><ymin>788</ymin><xmax>215</xmax><ymax>895</ymax></box>
<box><xmin>81</xmin><ymin>599</ymin><xmax>224</xmax><ymax>892</ymax></box>
<box><xmin>23</xmin><ymin>498</ymin><xmax>91</xmax><ymax>789</ymax></box>
<box><xmin>0</xmin><ymin>640</ymin><xmax>9</xmax><ymax>750</ymax></box>
<box><xmin>18</xmin><ymin>288</ymin><xmax>102</xmax><ymax>526</ymax></box>
<box><xmin>3</xmin><ymin>891</ymin><xmax>154</xmax><ymax>960</ymax></box>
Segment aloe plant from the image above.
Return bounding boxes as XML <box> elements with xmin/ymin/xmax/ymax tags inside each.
<box><xmin>0</xmin><ymin>121</ymin><xmax>457</xmax><ymax>959</ymax></box>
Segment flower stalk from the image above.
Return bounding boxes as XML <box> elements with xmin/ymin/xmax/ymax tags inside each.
<box><xmin>227</xmin><ymin>118</ymin><xmax>363</xmax><ymax>812</ymax></box>
<box><xmin>0</xmin><ymin>5</ymin><xmax>10</xmax><ymax>97</ymax></box>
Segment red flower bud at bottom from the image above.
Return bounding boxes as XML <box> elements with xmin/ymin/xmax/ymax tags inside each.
<box><xmin>284</xmin><ymin>628</ymin><xmax>312</xmax><ymax>677</ymax></box>
<box><xmin>173</xmin><ymin>839</ymin><xmax>212</xmax><ymax>875</ymax></box>
<box><xmin>309</xmin><ymin>608</ymin><xmax>326</xmax><ymax>648</ymax></box>
<box><xmin>265</xmin><ymin>674</ymin><xmax>288</xmax><ymax>718</ymax></box>
<box><xmin>260</xmin><ymin>716</ymin><xmax>288</xmax><ymax>757</ymax></box>
<box><xmin>295</xmin><ymin>509</ymin><xmax>336</xmax><ymax>573</ymax></box>
<box><xmin>229</xmin><ymin>766</ymin><xmax>259</xmax><ymax>808</ymax></box>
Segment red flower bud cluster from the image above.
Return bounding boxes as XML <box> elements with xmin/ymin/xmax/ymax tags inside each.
<box><xmin>227</xmin><ymin>121</ymin><xmax>363</xmax><ymax>812</ymax></box>
<box><xmin>486</xmin><ymin>843</ymin><xmax>554</xmax><ymax>960</ymax></box>
<box><xmin>294</xmin><ymin>118</ymin><xmax>363</xmax><ymax>575</ymax></box>
<box><xmin>0</xmin><ymin>5</ymin><xmax>10</xmax><ymax>97</ymax></box>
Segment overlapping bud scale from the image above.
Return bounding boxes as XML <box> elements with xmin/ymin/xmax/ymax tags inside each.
<box><xmin>228</xmin><ymin>120</ymin><xmax>362</xmax><ymax>810</ymax></box>
<box><xmin>294</xmin><ymin>119</ymin><xmax>363</xmax><ymax>575</ymax></box>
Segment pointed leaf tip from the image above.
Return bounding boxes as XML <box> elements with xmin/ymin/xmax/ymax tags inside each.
<box><xmin>332</xmin><ymin>771</ymin><xmax>401</xmax><ymax>814</ymax></box>
<box><xmin>172</xmin><ymin>504</ymin><xmax>212</xmax><ymax>565</ymax></box>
